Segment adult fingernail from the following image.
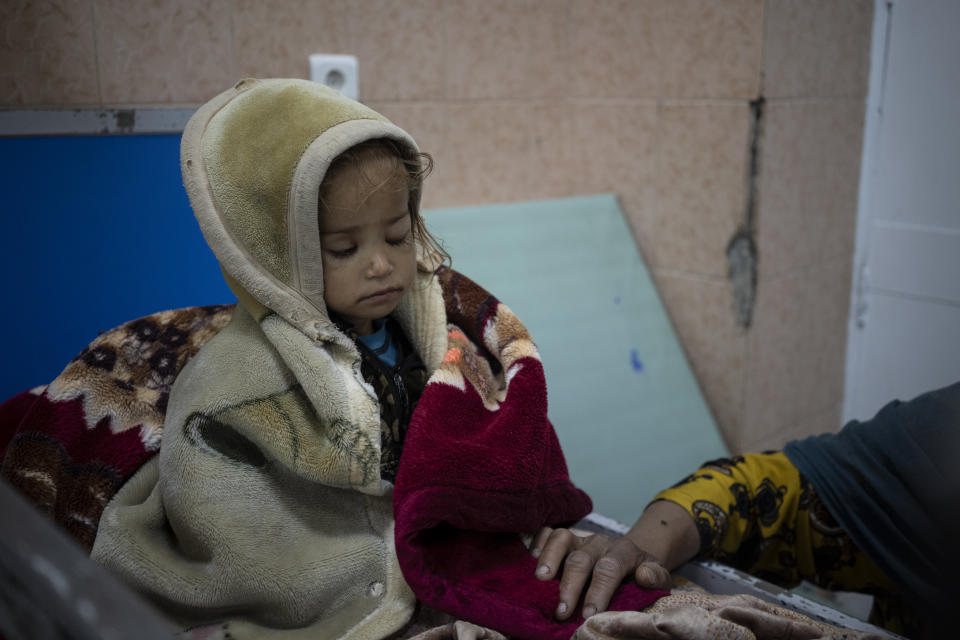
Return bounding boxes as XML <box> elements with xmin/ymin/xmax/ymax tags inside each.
<box><xmin>556</xmin><ymin>602</ymin><xmax>567</xmax><ymax>615</ymax></box>
<box><xmin>536</xmin><ymin>564</ymin><xmax>549</xmax><ymax>576</ymax></box>
<box><xmin>583</xmin><ymin>605</ymin><xmax>597</xmax><ymax>618</ymax></box>
<box><xmin>531</xmin><ymin>548</ymin><xmax>541</xmax><ymax>558</ymax></box>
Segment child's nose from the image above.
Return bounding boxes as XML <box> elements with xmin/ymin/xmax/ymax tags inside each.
<box><xmin>367</xmin><ymin>249</ymin><xmax>393</xmax><ymax>278</ymax></box>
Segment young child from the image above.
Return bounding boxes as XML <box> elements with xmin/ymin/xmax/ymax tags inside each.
<box><xmin>315</xmin><ymin>137</ymin><xmax>443</xmax><ymax>485</ymax></box>
<box><xmin>81</xmin><ymin>79</ymin><xmax>660</xmax><ymax>639</ymax></box>
<box><xmin>87</xmin><ymin>78</ymin><xmax>456</xmax><ymax>638</ymax></box>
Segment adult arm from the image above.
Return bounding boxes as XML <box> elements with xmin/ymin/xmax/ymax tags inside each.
<box><xmin>534</xmin><ymin>451</ymin><xmax>836</xmax><ymax>621</ymax></box>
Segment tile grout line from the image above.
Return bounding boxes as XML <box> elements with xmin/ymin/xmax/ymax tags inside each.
<box><xmin>90</xmin><ymin>0</ymin><xmax>103</xmax><ymax>106</ymax></box>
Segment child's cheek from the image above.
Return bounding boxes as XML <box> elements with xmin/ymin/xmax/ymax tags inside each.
<box><xmin>320</xmin><ymin>253</ymin><xmax>341</xmax><ymax>273</ymax></box>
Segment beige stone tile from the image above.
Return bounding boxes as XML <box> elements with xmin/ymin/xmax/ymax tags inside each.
<box><xmin>569</xmin><ymin>0</ymin><xmax>763</xmax><ymax>100</ymax></box>
<box><xmin>234</xmin><ymin>0</ymin><xmax>349</xmax><ymax>80</ymax></box>
<box><xmin>744</xmin><ymin>402</ymin><xmax>841</xmax><ymax>452</ymax></box>
<box><xmin>742</xmin><ymin>269</ymin><xmax>813</xmax><ymax>447</ymax></box>
<box><xmin>818</xmin><ymin>0</ymin><xmax>873</xmax><ymax>97</ymax></box>
<box><xmin>818</xmin><ymin>100</ymin><xmax>865</xmax><ymax>262</ymax></box>
<box><xmin>741</xmin><ymin>256</ymin><xmax>852</xmax><ymax>451</ymax></box>
<box><xmin>762</xmin><ymin>0</ymin><xmax>822</xmax><ymax>99</ymax></box>
<box><xmin>764</xmin><ymin>0</ymin><xmax>873</xmax><ymax>98</ymax></box>
<box><xmin>653</xmin><ymin>270</ymin><xmax>746</xmax><ymax>447</ymax></box>
<box><xmin>802</xmin><ymin>256</ymin><xmax>852</xmax><ymax>414</ymax></box>
<box><xmin>758</xmin><ymin>99</ymin><xmax>865</xmax><ymax>277</ymax></box>
<box><xmin>756</xmin><ymin>100</ymin><xmax>823</xmax><ymax>278</ymax></box>
<box><xmin>652</xmin><ymin>102</ymin><xmax>751</xmax><ymax>277</ymax></box>
<box><xmin>95</xmin><ymin>0</ymin><xmax>234</xmax><ymax>104</ymax></box>
<box><xmin>365</xmin><ymin>101</ymin><xmax>448</xmax><ymax>210</ymax></box>
<box><xmin>443</xmin><ymin>0</ymin><xmax>566</xmax><ymax>100</ymax></box>
<box><xmin>566</xmin><ymin>0</ymin><xmax>660</xmax><ymax>98</ymax></box>
<box><xmin>565</xmin><ymin>100</ymin><xmax>658</xmax><ymax>261</ymax></box>
<box><xmin>347</xmin><ymin>0</ymin><xmax>444</xmax><ymax>101</ymax></box>
<box><xmin>0</xmin><ymin>0</ymin><xmax>99</xmax><ymax>105</ymax></box>
<box><xmin>437</xmin><ymin>102</ymin><xmax>570</xmax><ymax>206</ymax></box>
<box><xmin>739</xmin><ymin>428</ymin><xmax>787</xmax><ymax>454</ymax></box>
<box><xmin>658</xmin><ymin>0</ymin><xmax>763</xmax><ymax>99</ymax></box>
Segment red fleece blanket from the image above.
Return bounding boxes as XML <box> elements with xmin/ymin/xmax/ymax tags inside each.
<box><xmin>394</xmin><ymin>269</ymin><xmax>666</xmax><ymax>640</ymax></box>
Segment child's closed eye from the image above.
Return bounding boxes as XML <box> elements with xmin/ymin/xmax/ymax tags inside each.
<box><xmin>325</xmin><ymin>246</ymin><xmax>357</xmax><ymax>258</ymax></box>
<box><xmin>387</xmin><ymin>231</ymin><xmax>412</xmax><ymax>246</ymax></box>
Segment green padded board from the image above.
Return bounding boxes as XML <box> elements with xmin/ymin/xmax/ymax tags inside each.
<box><xmin>424</xmin><ymin>194</ymin><xmax>728</xmax><ymax>524</ymax></box>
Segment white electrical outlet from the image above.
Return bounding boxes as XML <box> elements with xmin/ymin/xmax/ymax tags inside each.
<box><xmin>309</xmin><ymin>54</ymin><xmax>359</xmax><ymax>101</ymax></box>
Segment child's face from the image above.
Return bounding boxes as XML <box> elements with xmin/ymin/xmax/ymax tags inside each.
<box><xmin>319</xmin><ymin>160</ymin><xmax>417</xmax><ymax>336</ymax></box>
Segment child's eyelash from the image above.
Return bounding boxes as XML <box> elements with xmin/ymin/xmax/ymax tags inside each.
<box><xmin>388</xmin><ymin>232</ymin><xmax>412</xmax><ymax>246</ymax></box>
<box><xmin>324</xmin><ymin>234</ymin><xmax>409</xmax><ymax>258</ymax></box>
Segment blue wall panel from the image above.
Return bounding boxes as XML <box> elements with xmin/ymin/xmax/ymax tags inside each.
<box><xmin>0</xmin><ymin>135</ymin><xmax>235</xmax><ymax>399</ymax></box>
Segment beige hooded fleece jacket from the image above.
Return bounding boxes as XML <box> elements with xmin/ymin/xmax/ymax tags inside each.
<box><xmin>90</xmin><ymin>78</ymin><xmax>450</xmax><ymax>639</ymax></box>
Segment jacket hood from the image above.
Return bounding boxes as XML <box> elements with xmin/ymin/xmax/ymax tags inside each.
<box><xmin>181</xmin><ymin>78</ymin><xmax>421</xmax><ymax>343</ymax></box>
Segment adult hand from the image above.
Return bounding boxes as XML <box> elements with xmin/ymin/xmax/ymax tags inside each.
<box><xmin>531</xmin><ymin>527</ymin><xmax>671</xmax><ymax>621</ymax></box>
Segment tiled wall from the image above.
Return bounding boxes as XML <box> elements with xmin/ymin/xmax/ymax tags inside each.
<box><xmin>1</xmin><ymin>0</ymin><xmax>873</xmax><ymax>453</ymax></box>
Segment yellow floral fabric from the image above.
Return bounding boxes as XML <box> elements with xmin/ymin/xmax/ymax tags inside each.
<box><xmin>654</xmin><ymin>452</ymin><xmax>917</xmax><ymax>635</ymax></box>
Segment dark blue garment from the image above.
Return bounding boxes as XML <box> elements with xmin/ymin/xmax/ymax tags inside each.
<box><xmin>357</xmin><ymin>318</ymin><xmax>399</xmax><ymax>368</ymax></box>
<box><xmin>784</xmin><ymin>382</ymin><xmax>960</xmax><ymax>624</ymax></box>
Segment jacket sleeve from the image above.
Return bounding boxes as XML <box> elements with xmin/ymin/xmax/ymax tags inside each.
<box><xmin>652</xmin><ymin>451</ymin><xmax>891</xmax><ymax>595</ymax></box>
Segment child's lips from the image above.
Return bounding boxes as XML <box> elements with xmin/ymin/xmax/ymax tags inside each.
<box><xmin>360</xmin><ymin>287</ymin><xmax>403</xmax><ymax>303</ymax></box>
